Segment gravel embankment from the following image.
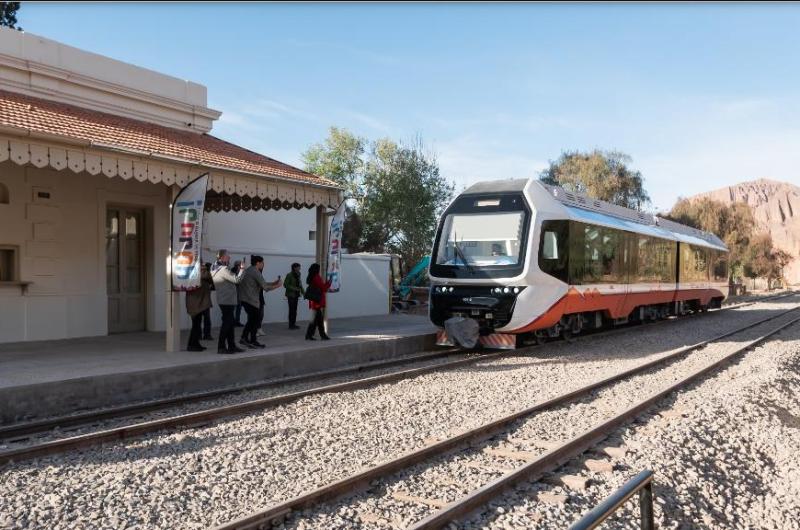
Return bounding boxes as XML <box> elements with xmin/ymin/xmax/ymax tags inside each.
<box><xmin>278</xmin><ymin>306</ymin><xmax>800</xmax><ymax>529</ymax></box>
<box><xmin>0</xmin><ymin>296</ymin><xmax>797</xmax><ymax>530</ymax></box>
<box><xmin>474</xmin><ymin>318</ymin><xmax>800</xmax><ymax>529</ymax></box>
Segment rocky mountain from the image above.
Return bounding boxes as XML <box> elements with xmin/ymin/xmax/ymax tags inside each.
<box><xmin>689</xmin><ymin>178</ymin><xmax>800</xmax><ymax>284</ymax></box>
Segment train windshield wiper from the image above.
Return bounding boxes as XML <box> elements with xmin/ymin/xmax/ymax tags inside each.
<box><xmin>453</xmin><ymin>240</ymin><xmax>475</xmax><ymax>274</ymax></box>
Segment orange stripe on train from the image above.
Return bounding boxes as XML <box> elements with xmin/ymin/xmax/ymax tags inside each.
<box><xmin>510</xmin><ymin>287</ymin><xmax>725</xmax><ymax>334</ymax></box>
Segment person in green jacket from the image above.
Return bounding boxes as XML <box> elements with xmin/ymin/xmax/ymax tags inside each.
<box><xmin>284</xmin><ymin>262</ymin><xmax>305</xmax><ymax>329</ymax></box>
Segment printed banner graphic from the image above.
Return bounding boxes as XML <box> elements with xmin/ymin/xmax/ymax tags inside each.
<box><xmin>171</xmin><ymin>173</ymin><xmax>209</xmax><ymax>291</ymax></box>
<box><xmin>326</xmin><ymin>201</ymin><xmax>347</xmax><ymax>292</ymax></box>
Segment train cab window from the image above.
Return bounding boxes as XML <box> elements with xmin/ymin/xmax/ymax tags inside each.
<box><xmin>538</xmin><ymin>220</ymin><xmax>568</xmax><ymax>282</ymax></box>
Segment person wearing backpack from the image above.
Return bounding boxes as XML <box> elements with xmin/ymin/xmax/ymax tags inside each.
<box><xmin>305</xmin><ymin>262</ymin><xmax>331</xmax><ymax>340</ymax></box>
<box><xmin>283</xmin><ymin>262</ymin><xmax>305</xmax><ymax>330</ymax></box>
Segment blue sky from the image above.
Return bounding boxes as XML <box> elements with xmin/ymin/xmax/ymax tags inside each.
<box><xmin>19</xmin><ymin>2</ymin><xmax>800</xmax><ymax>212</ymax></box>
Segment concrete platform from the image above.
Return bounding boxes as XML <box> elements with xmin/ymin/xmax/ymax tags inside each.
<box><xmin>0</xmin><ymin>314</ymin><xmax>437</xmax><ymax>424</ymax></box>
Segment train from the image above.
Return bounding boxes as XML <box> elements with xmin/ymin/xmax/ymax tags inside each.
<box><xmin>428</xmin><ymin>178</ymin><xmax>729</xmax><ymax>349</ymax></box>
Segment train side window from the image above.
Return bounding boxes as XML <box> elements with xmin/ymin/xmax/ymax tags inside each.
<box><xmin>542</xmin><ymin>231</ymin><xmax>559</xmax><ymax>259</ymax></box>
<box><xmin>538</xmin><ymin>220</ymin><xmax>569</xmax><ymax>282</ymax></box>
<box><xmin>713</xmin><ymin>251</ymin><xmax>728</xmax><ymax>282</ymax></box>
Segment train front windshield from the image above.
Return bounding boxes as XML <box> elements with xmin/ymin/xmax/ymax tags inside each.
<box><xmin>431</xmin><ymin>193</ymin><xmax>530</xmax><ymax>278</ymax></box>
<box><xmin>436</xmin><ymin>212</ymin><xmax>525</xmax><ymax>266</ymax></box>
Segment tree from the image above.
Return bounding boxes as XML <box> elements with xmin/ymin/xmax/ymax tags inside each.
<box><xmin>303</xmin><ymin>128</ymin><xmax>454</xmax><ymax>267</ymax></box>
<box><xmin>744</xmin><ymin>233</ymin><xmax>793</xmax><ymax>285</ymax></box>
<box><xmin>540</xmin><ymin>149</ymin><xmax>650</xmax><ymax>210</ymax></box>
<box><xmin>361</xmin><ymin>137</ymin><xmax>454</xmax><ymax>266</ymax></box>
<box><xmin>0</xmin><ymin>2</ymin><xmax>21</xmax><ymax>30</ymax></box>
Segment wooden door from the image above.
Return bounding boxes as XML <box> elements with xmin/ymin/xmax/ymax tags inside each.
<box><xmin>106</xmin><ymin>207</ymin><xmax>146</xmax><ymax>333</ymax></box>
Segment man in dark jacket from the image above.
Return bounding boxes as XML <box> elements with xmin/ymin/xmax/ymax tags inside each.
<box><xmin>238</xmin><ymin>255</ymin><xmax>281</xmax><ymax>348</ymax></box>
<box><xmin>283</xmin><ymin>262</ymin><xmax>304</xmax><ymax>329</ymax></box>
<box><xmin>201</xmin><ymin>262</ymin><xmax>214</xmax><ymax>341</ymax></box>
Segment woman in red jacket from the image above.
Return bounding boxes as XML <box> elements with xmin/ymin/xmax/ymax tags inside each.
<box><xmin>305</xmin><ymin>263</ymin><xmax>331</xmax><ymax>340</ymax></box>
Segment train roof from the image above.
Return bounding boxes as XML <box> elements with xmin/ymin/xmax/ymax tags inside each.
<box><xmin>454</xmin><ymin>178</ymin><xmax>727</xmax><ymax>251</ymax></box>
<box><xmin>462</xmin><ymin>178</ymin><xmax>529</xmax><ymax>195</ymax></box>
<box><xmin>540</xmin><ymin>183</ymin><xmax>728</xmax><ymax>251</ymax></box>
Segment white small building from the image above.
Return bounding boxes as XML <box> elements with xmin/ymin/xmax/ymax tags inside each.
<box><xmin>0</xmin><ymin>28</ymin><xmax>392</xmax><ymax>347</ymax></box>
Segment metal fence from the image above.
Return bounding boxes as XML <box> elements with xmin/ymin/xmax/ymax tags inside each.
<box><xmin>568</xmin><ymin>469</ymin><xmax>655</xmax><ymax>530</ymax></box>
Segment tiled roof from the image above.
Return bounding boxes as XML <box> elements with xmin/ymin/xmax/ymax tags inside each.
<box><xmin>0</xmin><ymin>89</ymin><xmax>337</xmax><ymax>188</ymax></box>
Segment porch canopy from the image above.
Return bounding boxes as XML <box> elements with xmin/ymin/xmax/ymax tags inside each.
<box><xmin>0</xmin><ymin>89</ymin><xmax>342</xmax><ymax>351</ymax></box>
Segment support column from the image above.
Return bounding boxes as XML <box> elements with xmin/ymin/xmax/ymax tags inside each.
<box><xmin>166</xmin><ymin>185</ymin><xmax>182</xmax><ymax>352</ymax></box>
<box><xmin>315</xmin><ymin>205</ymin><xmax>326</xmax><ymax>266</ymax></box>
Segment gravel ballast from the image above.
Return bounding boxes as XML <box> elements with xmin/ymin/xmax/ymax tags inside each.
<box><xmin>475</xmin><ymin>319</ymin><xmax>800</xmax><ymax>529</ymax></box>
<box><xmin>277</xmin><ymin>307</ymin><xmax>800</xmax><ymax>530</ymax></box>
<box><xmin>0</xmin><ymin>296</ymin><xmax>797</xmax><ymax>529</ymax></box>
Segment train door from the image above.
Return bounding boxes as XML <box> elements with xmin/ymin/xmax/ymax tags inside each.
<box><xmin>614</xmin><ymin>231</ymin><xmax>636</xmax><ymax>318</ymax></box>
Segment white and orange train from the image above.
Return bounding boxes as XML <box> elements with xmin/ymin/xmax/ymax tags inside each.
<box><xmin>429</xmin><ymin>179</ymin><xmax>729</xmax><ymax>349</ymax></box>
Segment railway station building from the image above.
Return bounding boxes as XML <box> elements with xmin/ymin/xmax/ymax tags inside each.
<box><xmin>0</xmin><ymin>27</ymin><xmax>361</xmax><ymax>346</ymax></box>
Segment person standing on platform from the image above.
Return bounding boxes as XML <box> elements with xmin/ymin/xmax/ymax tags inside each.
<box><xmin>305</xmin><ymin>262</ymin><xmax>331</xmax><ymax>341</ymax></box>
<box><xmin>211</xmin><ymin>249</ymin><xmax>245</xmax><ymax>354</ymax></box>
<box><xmin>238</xmin><ymin>255</ymin><xmax>282</xmax><ymax>348</ymax></box>
<box><xmin>283</xmin><ymin>262</ymin><xmax>305</xmax><ymax>329</ymax></box>
<box><xmin>201</xmin><ymin>262</ymin><xmax>214</xmax><ymax>341</ymax></box>
<box><xmin>232</xmin><ymin>259</ymin><xmax>244</xmax><ymax>328</ymax></box>
<box><xmin>185</xmin><ymin>262</ymin><xmax>214</xmax><ymax>351</ymax></box>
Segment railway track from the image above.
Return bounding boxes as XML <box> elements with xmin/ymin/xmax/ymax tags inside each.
<box><xmin>210</xmin><ymin>303</ymin><xmax>800</xmax><ymax>530</ymax></box>
<box><xmin>0</xmin><ymin>291</ymin><xmax>792</xmax><ymax>465</ymax></box>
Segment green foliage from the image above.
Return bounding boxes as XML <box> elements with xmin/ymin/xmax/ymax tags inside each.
<box><xmin>302</xmin><ymin>127</ymin><xmax>366</xmax><ymax>206</ymax></box>
<box><xmin>0</xmin><ymin>2</ymin><xmax>21</xmax><ymax>29</ymax></box>
<box><xmin>540</xmin><ymin>149</ymin><xmax>650</xmax><ymax>210</ymax></box>
<box><xmin>303</xmin><ymin>128</ymin><xmax>454</xmax><ymax>267</ymax></box>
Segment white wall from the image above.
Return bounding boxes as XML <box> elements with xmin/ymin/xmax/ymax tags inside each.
<box><xmin>203</xmin><ymin>209</ymin><xmax>317</xmax><ymax>258</ymax></box>
<box><xmin>328</xmin><ymin>254</ymin><xmax>391</xmax><ymax>319</ymax></box>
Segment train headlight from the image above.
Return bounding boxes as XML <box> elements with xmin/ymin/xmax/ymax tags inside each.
<box><xmin>503</xmin><ymin>287</ymin><xmax>510</xmax><ymax>293</ymax></box>
<box><xmin>513</xmin><ymin>287</ymin><xmax>520</xmax><ymax>294</ymax></box>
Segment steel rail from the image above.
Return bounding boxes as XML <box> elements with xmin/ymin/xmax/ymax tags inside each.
<box><xmin>2</xmin><ymin>290</ymin><xmax>789</xmax><ymax>444</ymax></box>
<box><xmin>210</xmin><ymin>304</ymin><xmax>800</xmax><ymax>530</ymax></box>
<box><xmin>408</xmin><ymin>313</ymin><xmax>800</xmax><ymax>530</ymax></box>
